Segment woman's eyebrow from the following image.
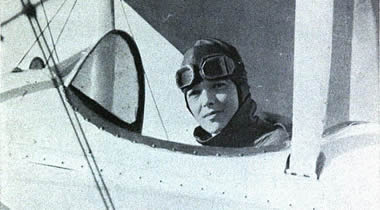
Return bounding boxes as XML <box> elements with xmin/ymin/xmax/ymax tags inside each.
<box><xmin>213</xmin><ymin>80</ymin><xmax>228</xmax><ymax>85</ymax></box>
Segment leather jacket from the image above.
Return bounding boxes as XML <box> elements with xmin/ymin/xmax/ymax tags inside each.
<box><xmin>194</xmin><ymin>96</ymin><xmax>290</xmax><ymax>148</ymax></box>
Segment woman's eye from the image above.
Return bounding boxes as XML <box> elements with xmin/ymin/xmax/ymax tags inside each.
<box><xmin>213</xmin><ymin>83</ymin><xmax>226</xmax><ymax>89</ymax></box>
<box><xmin>188</xmin><ymin>90</ymin><xmax>201</xmax><ymax>97</ymax></box>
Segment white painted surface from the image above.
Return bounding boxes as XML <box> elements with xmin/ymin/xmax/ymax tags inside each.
<box><xmin>113</xmin><ymin>1</ymin><xmax>197</xmax><ymax>142</ymax></box>
<box><xmin>0</xmin><ymin>86</ymin><xmax>379</xmax><ymax>209</ymax></box>
<box><xmin>1</xmin><ymin>0</ymin><xmax>380</xmax><ymax>209</ymax></box>
<box><xmin>290</xmin><ymin>0</ymin><xmax>334</xmax><ymax>176</ymax></box>
<box><xmin>0</xmin><ymin>0</ymin><xmax>197</xmax><ymax>143</ymax></box>
<box><xmin>350</xmin><ymin>0</ymin><xmax>379</xmax><ymax>123</ymax></box>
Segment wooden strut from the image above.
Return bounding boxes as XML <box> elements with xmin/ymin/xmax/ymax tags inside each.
<box><xmin>287</xmin><ymin>0</ymin><xmax>334</xmax><ymax>178</ymax></box>
<box><xmin>288</xmin><ymin>0</ymin><xmax>379</xmax><ymax>178</ymax></box>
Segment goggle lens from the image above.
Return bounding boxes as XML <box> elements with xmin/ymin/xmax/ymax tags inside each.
<box><xmin>176</xmin><ymin>55</ymin><xmax>236</xmax><ymax>89</ymax></box>
<box><xmin>201</xmin><ymin>55</ymin><xmax>234</xmax><ymax>79</ymax></box>
<box><xmin>176</xmin><ymin>67</ymin><xmax>194</xmax><ymax>89</ymax></box>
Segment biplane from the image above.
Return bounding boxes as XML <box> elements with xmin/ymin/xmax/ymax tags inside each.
<box><xmin>0</xmin><ymin>0</ymin><xmax>379</xmax><ymax>209</ymax></box>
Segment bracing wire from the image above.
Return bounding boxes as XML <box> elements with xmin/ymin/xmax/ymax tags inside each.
<box><xmin>15</xmin><ymin>0</ymin><xmax>69</xmax><ymax>68</ymax></box>
<box><xmin>19</xmin><ymin>0</ymin><xmax>115</xmax><ymax>209</ymax></box>
<box><xmin>45</xmin><ymin>0</ymin><xmax>78</xmax><ymax>65</ymax></box>
<box><xmin>144</xmin><ymin>73</ymin><xmax>171</xmax><ymax>141</ymax></box>
<box><xmin>27</xmin><ymin>5</ymin><xmax>115</xmax><ymax>210</ymax></box>
<box><xmin>120</xmin><ymin>0</ymin><xmax>170</xmax><ymax>141</ymax></box>
<box><xmin>71</xmin><ymin>106</ymin><xmax>116</xmax><ymax>209</ymax></box>
<box><xmin>40</xmin><ymin>0</ymin><xmax>59</xmax><ymax>65</ymax></box>
<box><xmin>40</xmin><ymin>0</ymin><xmax>60</xmax><ymax>63</ymax></box>
<box><xmin>120</xmin><ymin>0</ymin><xmax>134</xmax><ymax>37</ymax></box>
<box><xmin>19</xmin><ymin>0</ymin><xmax>108</xmax><ymax>205</ymax></box>
<box><xmin>33</xmin><ymin>1</ymin><xmax>116</xmax><ymax>208</ymax></box>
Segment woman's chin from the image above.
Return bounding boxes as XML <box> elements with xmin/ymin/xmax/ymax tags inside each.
<box><xmin>202</xmin><ymin>123</ymin><xmax>224</xmax><ymax>135</ymax></box>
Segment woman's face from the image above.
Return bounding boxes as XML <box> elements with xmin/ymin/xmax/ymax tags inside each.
<box><xmin>186</xmin><ymin>79</ymin><xmax>239</xmax><ymax>135</ymax></box>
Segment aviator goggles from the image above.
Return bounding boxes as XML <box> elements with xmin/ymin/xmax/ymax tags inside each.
<box><xmin>176</xmin><ymin>54</ymin><xmax>237</xmax><ymax>89</ymax></box>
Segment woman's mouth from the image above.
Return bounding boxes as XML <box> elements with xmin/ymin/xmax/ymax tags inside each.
<box><xmin>203</xmin><ymin>110</ymin><xmax>223</xmax><ymax>118</ymax></box>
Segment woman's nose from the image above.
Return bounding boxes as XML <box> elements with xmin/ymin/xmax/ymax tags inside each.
<box><xmin>200</xmin><ymin>89</ymin><xmax>216</xmax><ymax>107</ymax></box>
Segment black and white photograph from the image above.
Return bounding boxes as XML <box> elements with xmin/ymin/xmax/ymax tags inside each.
<box><xmin>0</xmin><ymin>0</ymin><xmax>379</xmax><ymax>209</ymax></box>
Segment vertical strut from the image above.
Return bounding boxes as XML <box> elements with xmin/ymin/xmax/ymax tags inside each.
<box><xmin>289</xmin><ymin>0</ymin><xmax>334</xmax><ymax>177</ymax></box>
<box><xmin>350</xmin><ymin>0</ymin><xmax>379</xmax><ymax>123</ymax></box>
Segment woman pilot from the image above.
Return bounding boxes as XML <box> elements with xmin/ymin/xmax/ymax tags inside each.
<box><xmin>175</xmin><ymin>38</ymin><xmax>290</xmax><ymax>148</ymax></box>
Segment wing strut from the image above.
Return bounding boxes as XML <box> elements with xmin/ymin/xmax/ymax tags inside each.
<box><xmin>287</xmin><ymin>0</ymin><xmax>334</xmax><ymax>178</ymax></box>
<box><xmin>288</xmin><ymin>0</ymin><xmax>379</xmax><ymax>178</ymax></box>
<box><xmin>349</xmin><ymin>0</ymin><xmax>379</xmax><ymax>122</ymax></box>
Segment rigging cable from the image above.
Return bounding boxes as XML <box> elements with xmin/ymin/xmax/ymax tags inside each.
<box><xmin>19</xmin><ymin>0</ymin><xmax>114</xmax><ymax>209</ymax></box>
<box><xmin>40</xmin><ymin>0</ymin><xmax>60</xmax><ymax>63</ymax></box>
<box><xmin>32</xmin><ymin>0</ymin><xmax>116</xmax><ymax>208</ymax></box>
<box><xmin>45</xmin><ymin>0</ymin><xmax>116</xmax><ymax>208</ymax></box>
<box><xmin>120</xmin><ymin>0</ymin><xmax>134</xmax><ymax>37</ymax></box>
<box><xmin>25</xmin><ymin>3</ymin><xmax>116</xmax><ymax>210</ymax></box>
<box><xmin>15</xmin><ymin>0</ymin><xmax>69</xmax><ymax>68</ymax></box>
<box><xmin>120</xmin><ymin>0</ymin><xmax>170</xmax><ymax>141</ymax></box>
<box><xmin>45</xmin><ymin>0</ymin><xmax>78</xmax><ymax>65</ymax></box>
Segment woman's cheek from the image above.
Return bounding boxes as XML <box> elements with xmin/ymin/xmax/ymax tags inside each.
<box><xmin>215</xmin><ymin>93</ymin><xmax>228</xmax><ymax>103</ymax></box>
<box><xmin>189</xmin><ymin>97</ymin><xmax>202</xmax><ymax>116</ymax></box>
